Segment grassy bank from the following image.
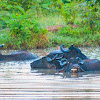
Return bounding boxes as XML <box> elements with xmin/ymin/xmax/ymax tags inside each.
<box><xmin>49</xmin><ymin>32</ymin><xmax>100</xmax><ymax>47</ymax></box>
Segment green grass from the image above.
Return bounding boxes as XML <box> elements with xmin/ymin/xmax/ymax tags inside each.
<box><xmin>49</xmin><ymin>33</ymin><xmax>100</xmax><ymax>47</ymax></box>
<box><xmin>38</xmin><ymin>14</ymin><xmax>66</xmax><ymax>28</ymax></box>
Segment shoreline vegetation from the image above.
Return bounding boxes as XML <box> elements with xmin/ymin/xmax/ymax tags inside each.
<box><xmin>0</xmin><ymin>0</ymin><xmax>100</xmax><ymax>49</ymax></box>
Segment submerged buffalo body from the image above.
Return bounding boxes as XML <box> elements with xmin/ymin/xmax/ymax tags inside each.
<box><xmin>80</xmin><ymin>59</ymin><xmax>100</xmax><ymax>71</ymax></box>
<box><xmin>60</xmin><ymin>57</ymin><xmax>100</xmax><ymax>73</ymax></box>
<box><xmin>0</xmin><ymin>50</ymin><xmax>38</xmax><ymax>61</ymax></box>
<box><xmin>0</xmin><ymin>44</ymin><xmax>38</xmax><ymax>61</ymax></box>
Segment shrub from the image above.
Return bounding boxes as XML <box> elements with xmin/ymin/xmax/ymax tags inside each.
<box><xmin>7</xmin><ymin>13</ymin><xmax>49</xmax><ymax>49</ymax></box>
<box><xmin>60</xmin><ymin>0</ymin><xmax>100</xmax><ymax>35</ymax></box>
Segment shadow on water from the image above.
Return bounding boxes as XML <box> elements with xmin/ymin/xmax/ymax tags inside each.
<box><xmin>0</xmin><ymin>47</ymin><xmax>100</xmax><ymax>99</ymax></box>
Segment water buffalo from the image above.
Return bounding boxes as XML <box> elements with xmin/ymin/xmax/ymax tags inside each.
<box><xmin>30</xmin><ymin>44</ymin><xmax>89</xmax><ymax>69</ymax></box>
<box><xmin>0</xmin><ymin>44</ymin><xmax>38</xmax><ymax>61</ymax></box>
<box><xmin>59</xmin><ymin>57</ymin><xmax>100</xmax><ymax>73</ymax></box>
<box><xmin>46</xmin><ymin>44</ymin><xmax>89</xmax><ymax>69</ymax></box>
<box><xmin>30</xmin><ymin>51</ymin><xmax>66</xmax><ymax>69</ymax></box>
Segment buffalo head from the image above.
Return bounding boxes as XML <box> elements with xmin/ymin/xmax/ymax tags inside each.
<box><xmin>59</xmin><ymin>57</ymin><xmax>85</xmax><ymax>73</ymax></box>
<box><xmin>60</xmin><ymin>44</ymin><xmax>88</xmax><ymax>60</ymax></box>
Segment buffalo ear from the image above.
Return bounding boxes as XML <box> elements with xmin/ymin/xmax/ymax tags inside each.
<box><xmin>60</xmin><ymin>44</ymin><xmax>71</xmax><ymax>53</ymax></box>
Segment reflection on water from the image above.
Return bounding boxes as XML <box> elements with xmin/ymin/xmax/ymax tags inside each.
<box><xmin>0</xmin><ymin>47</ymin><xmax>100</xmax><ymax>99</ymax></box>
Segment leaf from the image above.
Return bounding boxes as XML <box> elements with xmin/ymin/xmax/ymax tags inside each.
<box><xmin>15</xmin><ymin>5</ymin><xmax>25</xmax><ymax>14</ymax></box>
<box><xmin>41</xmin><ymin>4</ymin><xmax>49</xmax><ymax>9</ymax></box>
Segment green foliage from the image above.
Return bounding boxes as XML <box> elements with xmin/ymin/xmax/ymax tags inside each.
<box><xmin>6</xmin><ymin>13</ymin><xmax>49</xmax><ymax>49</ymax></box>
<box><xmin>61</xmin><ymin>2</ymin><xmax>77</xmax><ymax>24</ymax></box>
<box><xmin>0</xmin><ymin>0</ymin><xmax>51</xmax><ymax>49</ymax></box>
<box><xmin>0</xmin><ymin>29</ymin><xmax>13</xmax><ymax>49</ymax></box>
<box><xmin>1</xmin><ymin>0</ymin><xmax>33</xmax><ymax>11</ymax></box>
<box><xmin>58</xmin><ymin>25</ymin><xmax>94</xmax><ymax>37</ymax></box>
<box><xmin>0</xmin><ymin>11</ymin><xmax>10</xmax><ymax>29</ymax></box>
<box><xmin>59</xmin><ymin>0</ymin><xmax>100</xmax><ymax>36</ymax></box>
<box><xmin>0</xmin><ymin>0</ymin><xmax>100</xmax><ymax>49</ymax></box>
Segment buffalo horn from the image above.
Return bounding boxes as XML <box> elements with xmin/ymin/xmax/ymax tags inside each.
<box><xmin>56</xmin><ymin>54</ymin><xmax>64</xmax><ymax>60</ymax></box>
<box><xmin>59</xmin><ymin>58</ymin><xmax>68</xmax><ymax>66</ymax></box>
<box><xmin>46</xmin><ymin>54</ymin><xmax>58</xmax><ymax>62</ymax></box>
<box><xmin>60</xmin><ymin>44</ymin><xmax>70</xmax><ymax>53</ymax></box>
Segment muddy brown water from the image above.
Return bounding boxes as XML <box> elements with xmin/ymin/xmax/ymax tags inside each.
<box><xmin>0</xmin><ymin>47</ymin><xmax>100</xmax><ymax>100</ymax></box>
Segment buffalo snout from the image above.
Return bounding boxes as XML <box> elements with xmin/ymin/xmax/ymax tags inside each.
<box><xmin>71</xmin><ymin>64</ymin><xmax>80</xmax><ymax>73</ymax></box>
